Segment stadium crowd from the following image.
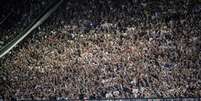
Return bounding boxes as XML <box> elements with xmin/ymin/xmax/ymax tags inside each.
<box><xmin>0</xmin><ymin>0</ymin><xmax>201</xmax><ymax>100</ymax></box>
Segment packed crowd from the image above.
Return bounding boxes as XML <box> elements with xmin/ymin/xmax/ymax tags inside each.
<box><xmin>0</xmin><ymin>0</ymin><xmax>201</xmax><ymax>100</ymax></box>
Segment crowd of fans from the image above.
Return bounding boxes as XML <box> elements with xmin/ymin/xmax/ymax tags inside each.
<box><xmin>0</xmin><ymin>0</ymin><xmax>201</xmax><ymax>100</ymax></box>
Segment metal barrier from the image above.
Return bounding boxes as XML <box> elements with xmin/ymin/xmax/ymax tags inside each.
<box><xmin>0</xmin><ymin>0</ymin><xmax>63</xmax><ymax>58</ymax></box>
